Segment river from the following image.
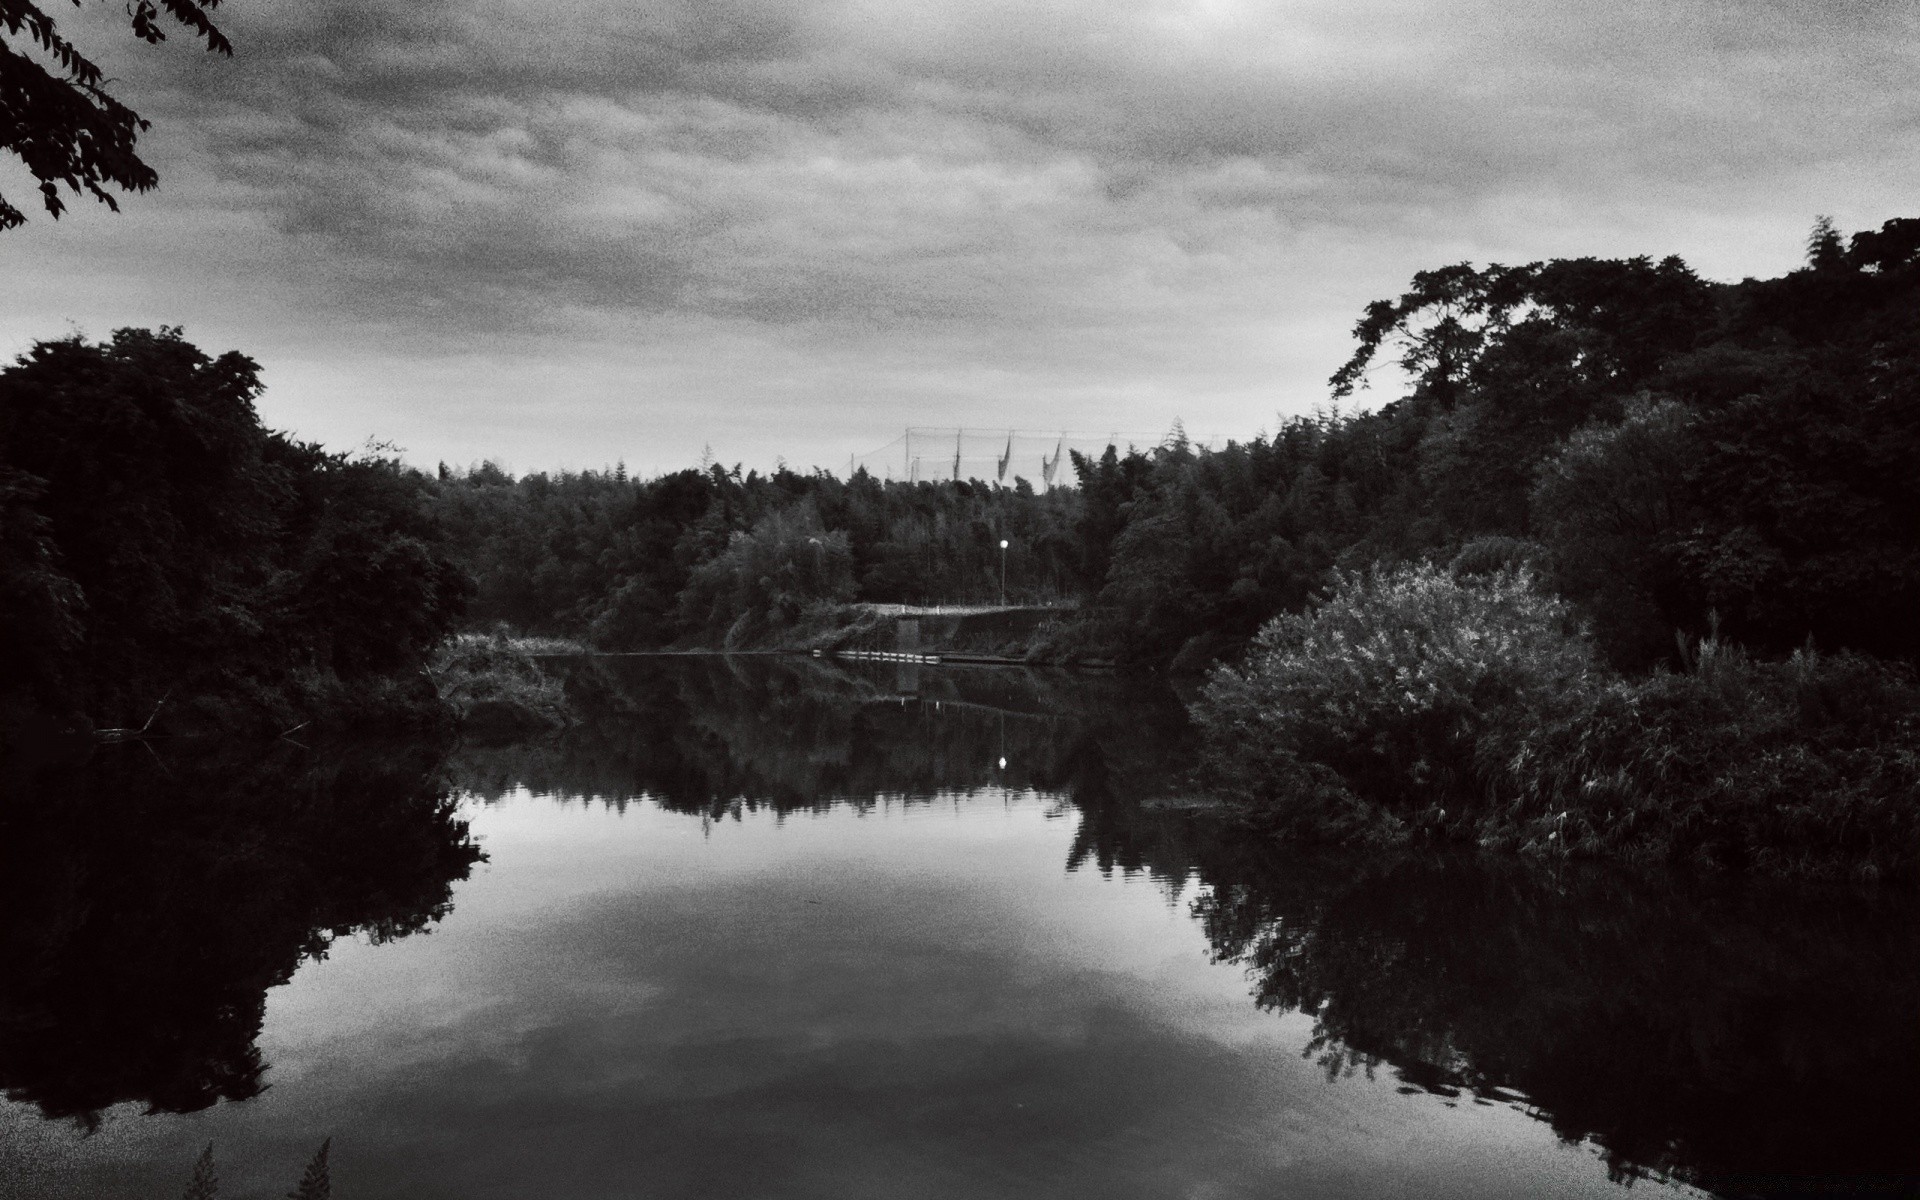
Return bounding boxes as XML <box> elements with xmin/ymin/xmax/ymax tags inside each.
<box><xmin>2</xmin><ymin>656</ymin><xmax>1915</xmax><ymax>1199</ymax></box>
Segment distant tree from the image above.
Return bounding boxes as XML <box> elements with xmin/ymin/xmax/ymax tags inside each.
<box><xmin>676</xmin><ymin>502</ymin><xmax>855</xmax><ymax>643</ymax></box>
<box><xmin>181</xmin><ymin>1143</ymin><xmax>217</xmax><ymax>1199</ymax></box>
<box><xmin>0</xmin><ymin>0</ymin><xmax>232</xmax><ymax>229</ymax></box>
<box><xmin>288</xmin><ymin>1138</ymin><xmax>331</xmax><ymax>1200</ymax></box>
<box><xmin>1805</xmin><ymin>214</ymin><xmax>1844</xmax><ymax>269</ymax></box>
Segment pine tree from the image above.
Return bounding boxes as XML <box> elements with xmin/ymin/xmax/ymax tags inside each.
<box><xmin>1807</xmin><ymin>214</ymin><xmax>1845</xmax><ymax>268</ymax></box>
<box><xmin>181</xmin><ymin>1144</ymin><xmax>217</xmax><ymax>1200</ymax></box>
<box><xmin>287</xmin><ymin>1138</ymin><xmax>331</xmax><ymax>1200</ymax></box>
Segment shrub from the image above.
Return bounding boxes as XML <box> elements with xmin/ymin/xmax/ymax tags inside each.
<box><xmin>1198</xmin><ymin>564</ymin><xmax>1600</xmax><ymax>814</ymax></box>
<box><xmin>1199</xmin><ymin>559</ymin><xmax>1920</xmax><ymax>878</ymax></box>
<box><xmin>1484</xmin><ymin>643</ymin><xmax>1920</xmax><ymax>878</ymax></box>
<box><xmin>429</xmin><ymin>633</ymin><xmax>571</xmax><ymax>738</ymax></box>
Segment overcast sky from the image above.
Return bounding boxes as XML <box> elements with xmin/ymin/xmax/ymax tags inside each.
<box><xmin>3</xmin><ymin>0</ymin><xmax>1916</xmax><ymax>476</ymax></box>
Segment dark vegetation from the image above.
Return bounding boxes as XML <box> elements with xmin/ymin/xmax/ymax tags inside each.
<box><xmin>1182</xmin><ymin>841</ymin><xmax>1920</xmax><ymax>1196</ymax></box>
<box><xmin>428</xmin><ymin>632</ymin><xmax>573</xmax><ymax>737</ymax></box>
<box><xmin>425</xmin><ymin>460</ymin><xmax>1084</xmax><ymax>650</ymax></box>
<box><xmin>1</xmin><ymin>0</ymin><xmax>232</xmax><ymax>229</ymax></box>
<box><xmin>416</xmin><ymin>218</ymin><xmax>1918</xmax><ymax>676</ymax></box>
<box><xmin>5</xmin><ymin>654</ymin><xmax>1913</xmax><ymax>1192</ymax></box>
<box><xmin>447</xmin><ymin>654</ymin><xmax>1194</xmax><ymax>817</ymax></box>
<box><xmin>1187</xmin><ymin>218</ymin><xmax>1920</xmax><ymax>877</ymax></box>
<box><xmin>0</xmin><ymin>328</ymin><xmax>469</xmax><ymax>736</ymax></box>
<box><xmin>410</xmin><ymin>217</ymin><xmax>1920</xmax><ymax>875</ymax></box>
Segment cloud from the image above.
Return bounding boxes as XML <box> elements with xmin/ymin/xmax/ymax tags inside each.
<box><xmin>5</xmin><ymin>0</ymin><xmax>1916</xmax><ymax>468</ymax></box>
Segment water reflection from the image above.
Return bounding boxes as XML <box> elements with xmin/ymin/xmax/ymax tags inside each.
<box><xmin>3</xmin><ymin>657</ymin><xmax>1915</xmax><ymax>1199</ymax></box>
<box><xmin>1183</xmin><ymin>847</ymin><xmax>1920</xmax><ymax>1196</ymax></box>
<box><xmin>449</xmin><ymin>654</ymin><xmax>1197</xmax><ymax>818</ymax></box>
<box><xmin>0</xmin><ymin>741</ymin><xmax>482</xmax><ymax>1127</ymax></box>
<box><xmin>459</xmin><ymin>656</ymin><xmax>1920</xmax><ymax>1196</ymax></box>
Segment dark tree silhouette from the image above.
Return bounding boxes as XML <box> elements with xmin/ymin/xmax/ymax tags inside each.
<box><xmin>0</xmin><ymin>0</ymin><xmax>232</xmax><ymax>229</ymax></box>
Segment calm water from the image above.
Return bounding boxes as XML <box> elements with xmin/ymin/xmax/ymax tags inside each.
<box><xmin>3</xmin><ymin>657</ymin><xmax>1916</xmax><ymax>1199</ymax></box>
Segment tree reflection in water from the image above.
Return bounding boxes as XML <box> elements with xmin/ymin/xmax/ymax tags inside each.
<box><xmin>449</xmin><ymin>654</ymin><xmax>1199</xmax><ymax>818</ymax></box>
<box><xmin>5</xmin><ymin>656</ymin><xmax>1913</xmax><ymax>1198</ymax></box>
<box><xmin>0</xmin><ymin>740</ymin><xmax>483</xmax><ymax>1128</ymax></box>
<box><xmin>461</xmin><ymin>655</ymin><xmax>1919</xmax><ymax>1196</ymax></box>
<box><xmin>1179</xmin><ymin>847</ymin><xmax>1920</xmax><ymax>1195</ymax></box>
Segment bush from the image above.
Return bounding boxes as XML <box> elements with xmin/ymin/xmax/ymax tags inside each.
<box><xmin>429</xmin><ymin>633</ymin><xmax>571</xmax><ymax>738</ymax></box>
<box><xmin>1484</xmin><ymin>643</ymin><xmax>1920</xmax><ymax>879</ymax></box>
<box><xmin>1198</xmin><ymin>563</ymin><xmax>1920</xmax><ymax>878</ymax></box>
<box><xmin>1198</xmin><ymin>564</ymin><xmax>1600</xmax><ymax>815</ymax></box>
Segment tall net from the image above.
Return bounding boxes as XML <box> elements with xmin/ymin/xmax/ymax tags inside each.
<box><xmin>846</xmin><ymin>427</ymin><xmax>1218</xmax><ymax>489</ymax></box>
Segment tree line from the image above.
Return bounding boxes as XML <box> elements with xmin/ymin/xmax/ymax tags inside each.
<box><xmin>422</xmin><ymin>216</ymin><xmax>1919</xmax><ymax>676</ymax></box>
<box><xmin>3</xmin><ymin>218</ymin><xmax>1914</xmax><ymax>733</ymax></box>
<box><xmin>426</xmin><ymin>458</ymin><xmax>1085</xmax><ymax>650</ymax></box>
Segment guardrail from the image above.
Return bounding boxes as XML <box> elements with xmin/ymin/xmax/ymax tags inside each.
<box><xmin>817</xmin><ymin>649</ymin><xmax>943</xmax><ymax>663</ymax></box>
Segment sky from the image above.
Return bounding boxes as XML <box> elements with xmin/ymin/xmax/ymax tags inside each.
<box><xmin>3</xmin><ymin>0</ymin><xmax>1917</xmax><ymax>477</ymax></box>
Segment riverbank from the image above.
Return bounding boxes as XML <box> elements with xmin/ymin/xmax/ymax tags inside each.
<box><xmin>427</xmin><ymin>633</ymin><xmax>575</xmax><ymax>738</ymax></box>
<box><xmin>673</xmin><ymin>602</ymin><xmax>1116</xmax><ymax>667</ymax></box>
<box><xmin>1</xmin><ymin>636</ymin><xmax>584</xmax><ymax>767</ymax></box>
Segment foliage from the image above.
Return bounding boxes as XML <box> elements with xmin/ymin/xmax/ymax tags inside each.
<box><xmin>0</xmin><ymin>328</ymin><xmax>469</xmax><ymax>730</ymax></box>
<box><xmin>444</xmin><ymin>654</ymin><xmax>1198</xmax><ymax>824</ymax></box>
<box><xmin>1057</xmin><ymin>217</ymin><xmax>1920</xmax><ymax>672</ymax></box>
<box><xmin>1530</xmin><ymin>397</ymin><xmax>1699</xmax><ymax>664</ymax></box>
<box><xmin>429</xmin><ymin>632</ymin><xmax>571</xmax><ymax>736</ymax></box>
<box><xmin>1197</xmin><ymin>567</ymin><xmax>1920</xmax><ymax>878</ymax></box>
<box><xmin>1482</xmin><ymin>644</ymin><xmax>1920</xmax><ymax>879</ymax></box>
<box><xmin>426</xmin><ymin>214</ymin><xmax>1920</xmax><ymax>683</ymax></box>
<box><xmin>0</xmin><ymin>0</ymin><xmax>231</xmax><ymax>228</ymax></box>
<box><xmin>675</xmin><ymin>502</ymin><xmax>856</xmax><ymax>644</ymax></box>
<box><xmin>181</xmin><ymin>1144</ymin><xmax>216</xmax><ymax>1200</ymax></box>
<box><xmin>1181</xmin><ymin>843</ymin><xmax>1920</xmax><ymax>1190</ymax></box>
<box><xmin>1198</xmin><ymin>564</ymin><xmax>1599</xmax><ymax>816</ymax></box>
<box><xmin>166</xmin><ymin>1141</ymin><xmax>335</xmax><ymax>1200</ymax></box>
<box><xmin>427</xmin><ymin>460</ymin><xmax>1083</xmax><ymax>650</ymax></box>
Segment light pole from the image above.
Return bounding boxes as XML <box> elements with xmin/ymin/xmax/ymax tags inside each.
<box><xmin>999</xmin><ymin>538</ymin><xmax>1009</xmax><ymax>606</ymax></box>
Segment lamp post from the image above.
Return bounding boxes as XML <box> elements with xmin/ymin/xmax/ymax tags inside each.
<box><xmin>999</xmin><ymin>538</ymin><xmax>1009</xmax><ymax>606</ymax></box>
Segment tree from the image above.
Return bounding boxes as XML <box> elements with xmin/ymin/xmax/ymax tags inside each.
<box><xmin>1531</xmin><ymin>398</ymin><xmax>1700</xmax><ymax>666</ymax></box>
<box><xmin>181</xmin><ymin>1144</ymin><xmax>217</xmax><ymax>1200</ymax></box>
<box><xmin>288</xmin><ymin>1138</ymin><xmax>331</xmax><ymax>1200</ymax></box>
<box><xmin>1</xmin><ymin>0</ymin><xmax>231</xmax><ymax>229</ymax></box>
<box><xmin>0</xmin><ymin>328</ymin><xmax>470</xmax><ymax>729</ymax></box>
